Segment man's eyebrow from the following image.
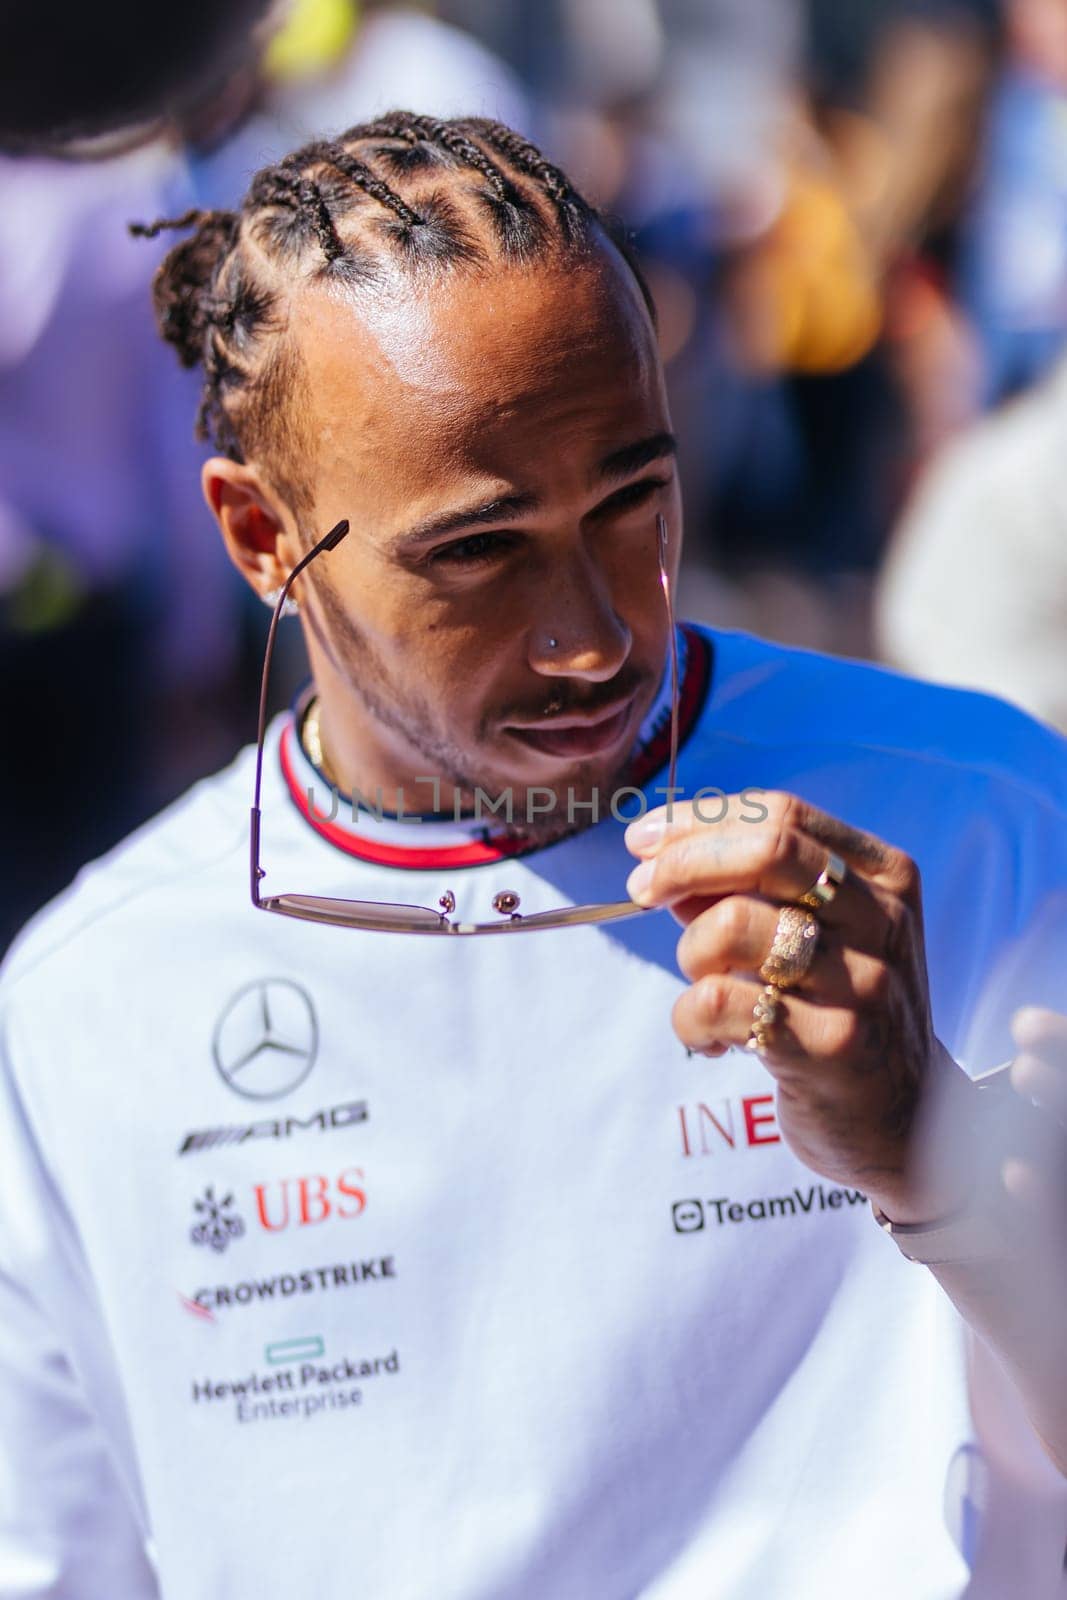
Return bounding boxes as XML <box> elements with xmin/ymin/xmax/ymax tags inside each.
<box><xmin>392</xmin><ymin>491</ymin><xmax>542</xmax><ymax>550</ymax></box>
<box><xmin>596</xmin><ymin>432</ymin><xmax>677</xmax><ymax>485</ymax></box>
<box><xmin>389</xmin><ymin>433</ymin><xmax>676</xmax><ymax>551</ymax></box>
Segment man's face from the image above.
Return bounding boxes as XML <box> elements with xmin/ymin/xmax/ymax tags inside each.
<box><xmin>283</xmin><ymin>237</ymin><xmax>681</xmax><ymax>820</ymax></box>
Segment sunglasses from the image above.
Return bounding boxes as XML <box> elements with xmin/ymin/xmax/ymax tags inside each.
<box><xmin>251</xmin><ymin>513</ymin><xmax>679</xmax><ymax>935</ymax></box>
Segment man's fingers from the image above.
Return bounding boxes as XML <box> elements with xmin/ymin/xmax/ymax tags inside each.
<box><xmin>672</xmin><ymin>972</ymin><xmax>860</xmax><ymax>1073</ymax></box>
<box><xmin>1008</xmin><ymin>1008</ymin><xmax>1067</xmax><ymax>1127</ymax></box>
<box><xmin>1011</xmin><ymin>1006</ymin><xmax>1067</xmax><ymax>1059</ymax></box>
<box><xmin>625</xmin><ymin>808</ymin><xmax>892</xmax><ymax>949</ymax></box>
<box><xmin>676</xmin><ymin>893</ymin><xmax>896</xmax><ymax>1000</ymax></box>
<box><xmin>625</xmin><ymin>791</ymin><xmax>906</xmax><ymax>887</ymax></box>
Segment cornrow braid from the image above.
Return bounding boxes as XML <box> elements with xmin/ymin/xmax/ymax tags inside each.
<box><xmin>128</xmin><ymin>206</ymin><xmax>207</xmax><ymax>241</ymax></box>
<box><xmin>300</xmin><ymin>137</ymin><xmax>487</xmax><ymax>268</ymax></box>
<box><xmin>362</xmin><ymin>113</ymin><xmax>546</xmax><ymax>258</ymax></box>
<box><xmin>459</xmin><ymin>118</ymin><xmax>592</xmax><ymax>242</ymax></box>
<box><xmin>295</xmin><ymin>139</ymin><xmax>425</xmax><ymax>228</ymax></box>
<box><xmin>131</xmin><ymin>208</ymin><xmax>241</xmax><ymax>369</ymax></box>
<box><xmin>365</xmin><ymin>114</ymin><xmax>511</xmax><ymax>202</ymax></box>
<box><xmin>247</xmin><ymin>162</ymin><xmax>346</xmax><ymax>262</ymax></box>
<box><xmin>294</xmin><ymin>174</ymin><xmax>346</xmax><ymax>263</ymax></box>
<box><xmin>137</xmin><ymin>110</ymin><xmax>654</xmax><ymax>519</ymax></box>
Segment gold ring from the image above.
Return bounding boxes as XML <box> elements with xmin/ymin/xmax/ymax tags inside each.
<box><xmin>797</xmin><ymin>851</ymin><xmax>847</xmax><ymax>911</ymax></box>
<box><xmin>746</xmin><ymin>984</ymin><xmax>783</xmax><ymax>1052</ymax></box>
<box><xmin>759</xmin><ymin>905</ymin><xmax>820</xmax><ymax>989</ymax></box>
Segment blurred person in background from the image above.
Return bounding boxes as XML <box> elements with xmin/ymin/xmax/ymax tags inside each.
<box><xmin>845</xmin><ymin>0</ymin><xmax>1067</xmax><ymax>714</ymax></box>
<box><xmin>0</xmin><ymin>144</ymin><xmax>232</xmax><ymax>952</ymax></box>
<box><xmin>0</xmin><ymin>0</ymin><xmax>526</xmax><ymax>951</ymax></box>
<box><xmin>875</xmin><ymin>351</ymin><xmax>1067</xmax><ymax>733</ymax></box>
<box><xmin>1</xmin><ymin>110</ymin><xmax>1066</xmax><ymax>1599</ymax></box>
<box><xmin>957</xmin><ymin>0</ymin><xmax>1067</xmax><ymax>405</ymax></box>
<box><xmin>498</xmin><ymin>0</ymin><xmax>1004</xmax><ymax>659</ymax></box>
<box><xmin>699</xmin><ymin>0</ymin><xmax>999</xmax><ymax>610</ymax></box>
<box><xmin>0</xmin><ymin>0</ymin><xmax>276</xmax><ymax>155</ymax></box>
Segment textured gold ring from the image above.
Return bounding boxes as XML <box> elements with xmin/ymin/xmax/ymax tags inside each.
<box><xmin>797</xmin><ymin>850</ymin><xmax>847</xmax><ymax>911</ymax></box>
<box><xmin>758</xmin><ymin>904</ymin><xmax>820</xmax><ymax>989</ymax></box>
<box><xmin>745</xmin><ymin>984</ymin><xmax>783</xmax><ymax>1053</ymax></box>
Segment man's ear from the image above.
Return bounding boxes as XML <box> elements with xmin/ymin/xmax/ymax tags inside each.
<box><xmin>201</xmin><ymin>458</ymin><xmax>300</xmax><ymax>599</ymax></box>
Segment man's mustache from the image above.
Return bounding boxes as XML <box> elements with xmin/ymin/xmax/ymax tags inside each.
<box><xmin>494</xmin><ymin>665</ymin><xmax>652</xmax><ymax>726</ymax></box>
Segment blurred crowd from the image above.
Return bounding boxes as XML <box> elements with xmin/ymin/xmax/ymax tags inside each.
<box><xmin>2</xmin><ymin>0</ymin><xmax>1067</xmax><ymax>950</ymax></box>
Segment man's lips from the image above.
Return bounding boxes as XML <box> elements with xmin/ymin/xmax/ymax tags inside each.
<box><xmin>503</xmin><ymin>694</ymin><xmax>639</xmax><ymax>759</ymax></box>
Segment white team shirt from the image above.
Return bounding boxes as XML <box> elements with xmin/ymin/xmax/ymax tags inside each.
<box><xmin>2</xmin><ymin>624</ymin><xmax>1066</xmax><ymax>1600</ymax></box>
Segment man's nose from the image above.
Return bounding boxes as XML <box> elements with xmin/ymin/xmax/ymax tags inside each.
<box><xmin>527</xmin><ymin>548</ymin><xmax>632</xmax><ymax>681</ymax></box>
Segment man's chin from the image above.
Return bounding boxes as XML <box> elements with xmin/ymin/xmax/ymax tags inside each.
<box><xmin>467</xmin><ymin>748</ymin><xmax>637</xmax><ymax>840</ymax></box>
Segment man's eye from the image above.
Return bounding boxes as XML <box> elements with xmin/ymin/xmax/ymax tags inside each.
<box><xmin>429</xmin><ymin>532</ymin><xmax>509</xmax><ymax>567</ymax></box>
<box><xmin>601</xmin><ymin>476</ymin><xmax>669</xmax><ymax>515</ymax></box>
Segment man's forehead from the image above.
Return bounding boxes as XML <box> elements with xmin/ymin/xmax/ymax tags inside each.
<box><xmin>284</xmin><ymin>250</ymin><xmax>666</xmax><ymax>533</ymax></box>
<box><xmin>294</xmin><ymin>250</ymin><xmax>659</xmax><ymax>442</ymax></box>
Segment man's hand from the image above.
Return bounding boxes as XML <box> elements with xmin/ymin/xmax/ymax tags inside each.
<box><xmin>1004</xmin><ymin>1008</ymin><xmax>1067</xmax><ymax>1213</ymax></box>
<box><xmin>625</xmin><ymin>790</ymin><xmax>973</xmax><ymax>1223</ymax></box>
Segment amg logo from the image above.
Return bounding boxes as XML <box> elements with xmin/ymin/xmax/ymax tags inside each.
<box><xmin>178</xmin><ymin>1100</ymin><xmax>368</xmax><ymax>1156</ymax></box>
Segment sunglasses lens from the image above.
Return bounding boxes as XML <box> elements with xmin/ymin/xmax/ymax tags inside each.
<box><xmin>269</xmin><ymin>893</ymin><xmax>447</xmax><ymax>932</ymax></box>
<box><xmin>451</xmin><ymin>900</ymin><xmax>643</xmax><ymax>933</ymax></box>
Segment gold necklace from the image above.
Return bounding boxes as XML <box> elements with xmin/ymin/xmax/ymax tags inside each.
<box><xmin>301</xmin><ymin>696</ymin><xmax>338</xmax><ymax>786</ymax></box>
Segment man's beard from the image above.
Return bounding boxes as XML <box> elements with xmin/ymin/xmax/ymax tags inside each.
<box><xmin>309</xmin><ymin>573</ymin><xmax>647</xmax><ymax>842</ymax></box>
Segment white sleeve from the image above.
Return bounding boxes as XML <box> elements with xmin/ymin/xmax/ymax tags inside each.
<box><xmin>0</xmin><ymin>1010</ymin><xmax>159</xmax><ymax>1599</ymax></box>
<box><xmin>0</xmin><ymin>1267</ymin><xmax>159</xmax><ymax>1598</ymax></box>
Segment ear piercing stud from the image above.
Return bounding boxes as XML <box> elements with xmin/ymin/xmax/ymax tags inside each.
<box><xmin>263</xmin><ymin>587</ymin><xmax>300</xmax><ymax>617</ymax></box>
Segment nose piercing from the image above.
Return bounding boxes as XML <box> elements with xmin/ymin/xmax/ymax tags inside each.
<box><xmin>547</xmin><ymin>637</ymin><xmax>558</xmax><ymax>649</ymax></box>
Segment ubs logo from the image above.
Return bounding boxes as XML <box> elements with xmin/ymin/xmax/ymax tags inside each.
<box><xmin>212</xmin><ymin>979</ymin><xmax>318</xmax><ymax>1100</ymax></box>
<box><xmin>191</xmin><ymin>1187</ymin><xmax>246</xmax><ymax>1253</ymax></box>
<box><xmin>187</xmin><ymin>1170</ymin><xmax>367</xmax><ymax>1252</ymax></box>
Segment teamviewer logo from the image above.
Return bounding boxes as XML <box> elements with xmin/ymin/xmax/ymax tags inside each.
<box><xmin>672</xmin><ymin>1199</ymin><xmax>705</xmax><ymax>1233</ymax></box>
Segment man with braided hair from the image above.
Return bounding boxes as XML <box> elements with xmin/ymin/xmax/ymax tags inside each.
<box><xmin>2</xmin><ymin>110</ymin><xmax>1067</xmax><ymax>1599</ymax></box>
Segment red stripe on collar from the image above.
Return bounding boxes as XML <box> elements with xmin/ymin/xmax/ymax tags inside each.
<box><xmin>278</xmin><ymin>734</ymin><xmax>536</xmax><ymax>868</ymax></box>
<box><xmin>280</xmin><ymin>625</ymin><xmax>712</xmax><ymax>869</ymax></box>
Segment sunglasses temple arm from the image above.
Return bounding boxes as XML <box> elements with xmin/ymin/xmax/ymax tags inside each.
<box><xmin>250</xmin><ymin>518</ymin><xmax>351</xmax><ymax>906</ymax></box>
<box><xmin>656</xmin><ymin>513</ymin><xmax>680</xmax><ymax>798</ymax></box>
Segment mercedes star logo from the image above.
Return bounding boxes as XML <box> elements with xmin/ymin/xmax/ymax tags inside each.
<box><xmin>212</xmin><ymin>978</ymin><xmax>319</xmax><ymax>1100</ymax></box>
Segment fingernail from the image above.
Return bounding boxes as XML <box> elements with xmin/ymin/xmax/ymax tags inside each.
<box><xmin>626</xmin><ymin>858</ymin><xmax>656</xmax><ymax>905</ymax></box>
<box><xmin>625</xmin><ymin>812</ymin><xmax>668</xmax><ymax>854</ymax></box>
<box><xmin>1012</xmin><ymin>1006</ymin><xmax>1050</xmax><ymax>1043</ymax></box>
